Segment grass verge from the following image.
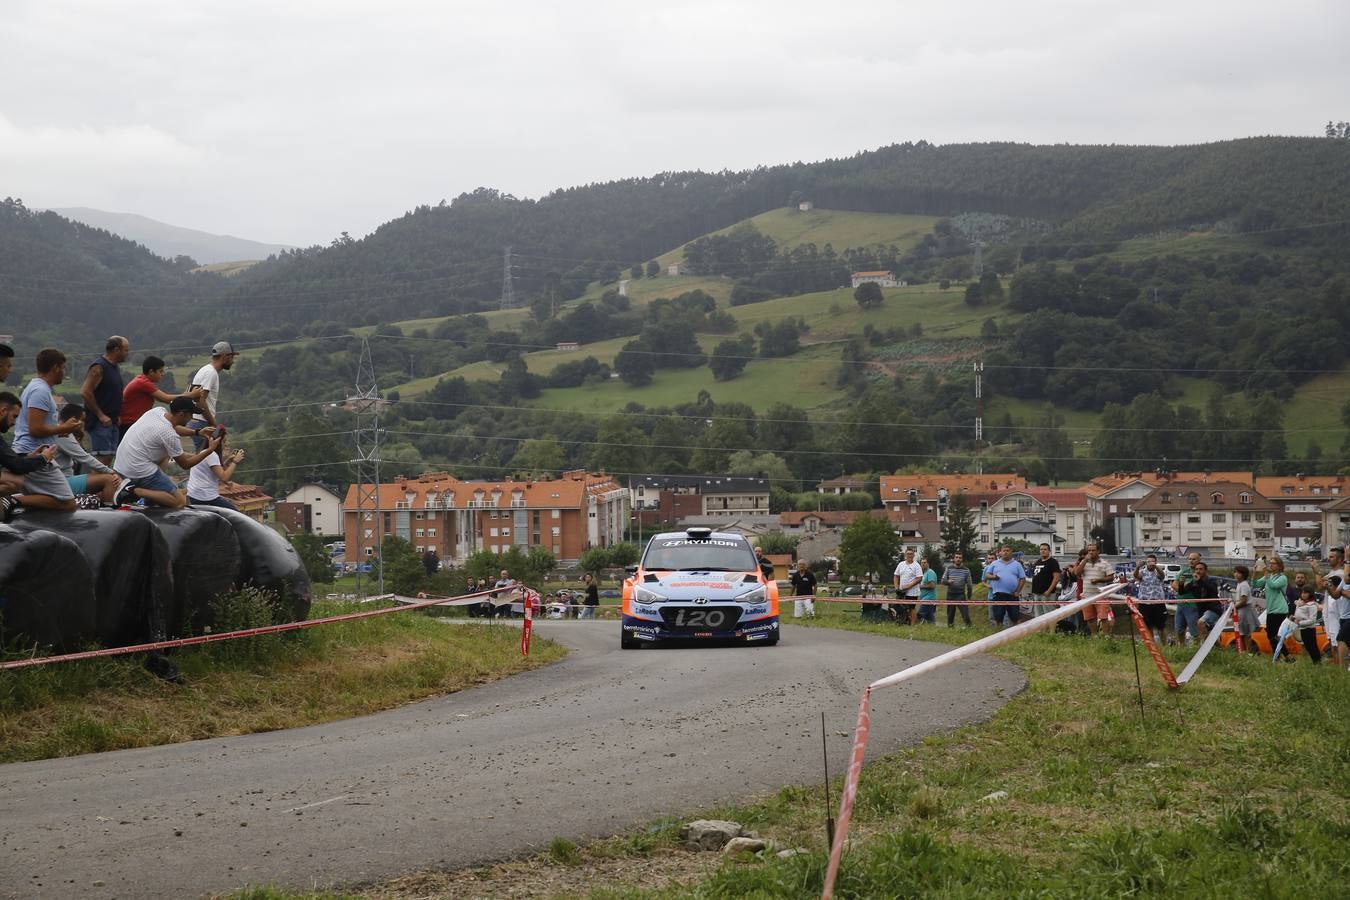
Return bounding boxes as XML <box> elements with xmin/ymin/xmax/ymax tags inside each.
<box><xmin>284</xmin><ymin>600</ymin><xmax>1348</xmax><ymax>898</ymax></box>
<box><xmin>0</xmin><ymin>601</ymin><xmax>564</xmax><ymax>764</ymax></box>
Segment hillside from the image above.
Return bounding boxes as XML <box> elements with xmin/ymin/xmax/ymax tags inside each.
<box><xmin>47</xmin><ymin>208</ymin><xmax>294</xmax><ymax>264</ymax></box>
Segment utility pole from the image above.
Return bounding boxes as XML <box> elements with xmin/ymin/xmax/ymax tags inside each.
<box><xmin>500</xmin><ymin>245</ymin><xmax>515</xmax><ymax>310</ymax></box>
<box><xmin>970</xmin><ymin>240</ymin><xmax>986</xmax><ymax>279</ymax></box>
<box><xmin>973</xmin><ymin>360</ymin><xmax>984</xmax><ymax>476</ymax></box>
<box><xmin>349</xmin><ymin>337</ymin><xmax>385</xmax><ymax>595</ymax></box>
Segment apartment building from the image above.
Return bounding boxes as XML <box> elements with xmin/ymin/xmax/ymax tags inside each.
<box><xmin>1253</xmin><ymin>474</ymin><xmax>1350</xmax><ymax>553</ymax></box>
<box><xmin>342</xmin><ymin>470</ymin><xmax>626</xmax><ymax>566</ymax></box>
<box><xmin>1132</xmin><ymin>481</ymin><xmax>1275</xmax><ymax>557</ymax></box>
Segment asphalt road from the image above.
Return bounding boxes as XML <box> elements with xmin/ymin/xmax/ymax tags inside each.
<box><xmin>0</xmin><ymin>622</ymin><xmax>1024</xmax><ymax>898</ymax></box>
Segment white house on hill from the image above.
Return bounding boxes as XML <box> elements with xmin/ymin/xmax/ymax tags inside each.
<box><xmin>851</xmin><ymin>270</ymin><xmax>899</xmax><ymax>289</ymax></box>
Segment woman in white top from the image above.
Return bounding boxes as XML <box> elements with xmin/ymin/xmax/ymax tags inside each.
<box><xmin>186</xmin><ymin>434</ymin><xmax>245</xmax><ymax>510</ymax></box>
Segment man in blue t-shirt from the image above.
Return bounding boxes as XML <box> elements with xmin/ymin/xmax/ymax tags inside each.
<box><xmin>983</xmin><ymin>544</ymin><xmax>1026</xmax><ymax>628</ymax></box>
<box><xmin>10</xmin><ymin>348</ymin><xmax>81</xmax><ymax>512</ymax></box>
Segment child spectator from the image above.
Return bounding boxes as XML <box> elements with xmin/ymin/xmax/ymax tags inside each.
<box><xmin>1292</xmin><ymin>588</ymin><xmax>1321</xmax><ymax>664</ymax></box>
<box><xmin>120</xmin><ymin>355</ymin><xmax>204</xmax><ymax>435</ymax></box>
<box><xmin>53</xmin><ymin>404</ymin><xmax>120</xmax><ymax>504</ymax></box>
<box><xmin>1232</xmin><ymin>565</ymin><xmax>1259</xmax><ymax>654</ymax></box>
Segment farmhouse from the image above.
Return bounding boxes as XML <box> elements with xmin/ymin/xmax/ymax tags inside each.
<box><xmin>850</xmin><ymin>270</ymin><xmax>898</xmax><ymax>289</ymax></box>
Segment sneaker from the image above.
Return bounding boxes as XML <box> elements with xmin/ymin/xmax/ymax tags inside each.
<box><xmin>0</xmin><ymin>495</ymin><xmax>15</xmax><ymax>523</ymax></box>
<box><xmin>143</xmin><ymin>652</ymin><xmax>184</xmax><ymax>684</ymax></box>
<box><xmin>112</xmin><ymin>477</ymin><xmax>136</xmax><ymax>507</ymax></box>
<box><xmin>75</xmin><ymin>493</ymin><xmax>102</xmax><ymax>510</ymax></box>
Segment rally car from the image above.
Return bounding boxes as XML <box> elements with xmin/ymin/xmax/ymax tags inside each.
<box><xmin>620</xmin><ymin>527</ymin><xmax>780</xmax><ymax>648</ymax></box>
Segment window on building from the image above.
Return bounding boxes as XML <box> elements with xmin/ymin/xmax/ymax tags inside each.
<box><xmin>1255</xmin><ymin>513</ymin><xmax>1270</xmax><ymax>522</ymax></box>
<box><xmin>1239</xmin><ymin>492</ymin><xmax>1251</xmax><ymax>504</ymax></box>
<box><xmin>489</xmin><ymin>527</ymin><xmax>498</xmax><ymax>537</ymax></box>
<box><xmin>1212</xmin><ymin>532</ymin><xmax>1225</xmax><ymax>541</ymax></box>
<box><xmin>1186</xmin><ymin>515</ymin><xmax>1201</xmax><ymax>524</ymax></box>
<box><xmin>1255</xmin><ymin>530</ymin><xmax>1271</xmax><ymax>539</ymax></box>
<box><xmin>1160</xmin><ymin>492</ymin><xmax>1171</xmax><ymax>504</ymax></box>
<box><xmin>1212</xmin><ymin>513</ymin><xmax>1226</xmax><ymax>523</ymax></box>
<box><xmin>415</xmin><ymin>528</ymin><xmax>424</xmax><ymax>537</ymax></box>
<box><xmin>502</xmin><ymin>528</ymin><xmax>511</xmax><ymax>536</ymax></box>
<box><xmin>1187</xmin><ymin>531</ymin><xmax>1201</xmax><ymax>541</ymax></box>
<box><xmin>427</xmin><ymin>529</ymin><xmax>436</xmax><ymax>537</ymax></box>
<box><xmin>1210</xmin><ymin>492</ymin><xmax>1224</xmax><ymax>504</ymax></box>
<box><xmin>1241</xmin><ymin>513</ymin><xmax>1252</xmax><ymax>523</ymax></box>
<box><xmin>1184</xmin><ymin>492</ymin><xmax>1198</xmax><ymax>506</ymax></box>
<box><xmin>551</xmin><ymin>509</ymin><xmax>560</xmax><ymax>519</ymax></box>
<box><xmin>552</xmin><ymin>526</ymin><xmax>561</xmax><ymax>535</ymax></box>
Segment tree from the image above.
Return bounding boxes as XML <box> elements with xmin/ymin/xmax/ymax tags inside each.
<box><xmin>709</xmin><ymin>334</ymin><xmax>755</xmax><ymax>381</ymax></box>
<box><xmin>510</xmin><ymin>437</ymin><xmax>566</xmax><ymax>477</ymax></box>
<box><xmin>754</xmin><ymin>318</ymin><xmax>801</xmax><ymax>358</ymax></box>
<box><xmin>853</xmin><ymin>281</ymin><xmax>884</xmax><ymax>309</ymax></box>
<box><xmin>276</xmin><ymin>410</ymin><xmax>347</xmax><ymax>495</ymax></box>
<box><xmin>588</xmin><ymin>415</ymin><xmax>650</xmax><ymax>475</ymax></box>
<box><xmin>289</xmin><ymin>532</ymin><xmax>334</xmax><ymax>584</ymax></box>
<box><xmin>524</xmin><ymin>546</ymin><xmax>556</xmax><ymax>583</ymax></box>
<box><xmin>838</xmin><ymin>513</ymin><xmax>900</xmax><ymax>581</ymax></box>
<box><xmin>979</xmin><ymin>271</ymin><xmax>1004</xmax><ymax>302</ymax></box>
<box><xmin>645</xmin><ymin>260</ymin><xmax>660</xmax><ymax>278</ymax></box>
<box><xmin>939</xmin><ymin>493</ymin><xmax>978</xmax><ymax>563</ymax></box>
<box><xmin>608</xmin><ymin>542</ymin><xmax>639</xmax><ymax>567</ymax></box>
<box><xmin>981</xmin><ymin>317</ymin><xmax>999</xmax><ymax>339</ymax></box>
<box><xmin>614</xmin><ymin>340</ymin><xmax>654</xmax><ymax>386</ymax></box>
<box><xmin>578</xmin><ymin>546</ymin><xmax>611</xmax><ymax>573</ymax></box>
<box><xmin>964</xmin><ymin>282</ymin><xmax>984</xmax><ymax>306</ymax></box>
<box><xmin>757</xmin><ymin>530</ymin><xmax>798</xmax><ymax>556</ymax></box>
<box><xmin>630</xmin><ymin>263</ymin><xmax>643</xmax><ymax>280</ymax></box>
<box><xmin>379</xmin><ymin>535</ymin><xmax>427</xmax><ymax>596</ymax></box>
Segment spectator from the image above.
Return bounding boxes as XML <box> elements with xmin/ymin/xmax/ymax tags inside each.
<box><xmin>1056</xmin><ymin>549</ymin><xmax>1086</xmax><ymax>635</ymax></box>
<box><xmin>9</xmin><ymin>349</ymin><xmax>82</xmax><ymax>513</ymax></box>
<box><xmin>580</xmin><ymin>571</ymin><xmax>600</xmax><ymax>619</ymax></box>
<box><xmin>0</xmin><ymin>391</ymin><xmax>61</xmax><ymax>520</ymax></box>
<box><xmin>421</xmin><ymin>549</ymin><xmax>440</xmax><ymax>577</ymax></box>
<box><xmin>983</xmin><ymin>544</ymin><xmax>1026</xmax><ymax>628</ymax></box>
<box><xmin>1252</xmin><ymin>556</ymin><xmax>1291</xmax><ymax>660</ymax></box>
<box><xmin>981</xmin><ymin>550</ymin><xmax>997</xmax><ymax>625</ymax></box>
<box><xmin>1133</xmin><ymin>554</ymin><xmax>1169</xmax><ymax>645</ymax></box>
<box><xmin>185</xmin><ymin>433</ymin><xmax>244</xmax><ymax>510</ymax></box>
<box><xmin>1190</xmin><ymin>561</ymin><xmax>1221</xmax><ymax>637</ymax></box>
<box><xmin>187</xmin><ymin>341</ymin><xmax>240</xmax><ymax>450</ymax></box>
<box><xmin>0</xmin><ymin>342</ymin><xmax>12</xmax><ymax>384</ymax></box>
<box><xmin>79</xmin><ymin>335</ymin><xmax>129</xmax><ymax>466</ymax></box>
<box><xmin>119</xmin><ymin>355</ymin><xmax>204</xmax><ymax>436</ymax></box>
<box><xmin>1079</xmin><ymin>543</ymin><xmax>1116</xmax><ymax>636</ymax></box>
<box><xmin>916</xmin><ymin>556</ymin><xmax>938</xmax><ymax>623</ymax></box>
<box><xmin>1285</xmin><ymin>572</ymin><xmax>1310</xmax><ymax>611</ymax></box>
<box><xmin>1232</xmin><ymin>565</ymin><xmax>1259</xmax><ymax>654</ymax></box>
<box><xmin>53</xmin><ymin>404</ymin><xmax>119</xmax><ymax>504</ymax></box>
<box><xmin>112</xmin><ymin>396</ymin><xmax>223</xmax><ymax>509</ymax></box>
<box><xmin>892</xmin><ymin>547</ymin><xmax>922</xmax><ymax>625</ymax></box>
<box><xmin>1292</xmin><ymin>588</ymin><xmax>1321</xmax><ymax>664</ymax></box>
<box><xmin>493</xmin><ymin>568</ymin><xmax>517</xmax><ymax>618</ymax></box>
<box><xmin>941</xmin><ymin>551</ymin><xmax>973</xmax><ymax>627</ymax></box>
<box><xmin>790</xmin><ymin>559</ymin><xmax>816</xmax><ymax>619</ymax></box>
<box><xmin>1028</xmin><ymin>542</ymin><xmax>1062</xmax><ymax>618</ymax></box>
<box><xmin>1310</xmin><ymin>547</ymin><xmax>1345</xmax><ymax>668</ymax></box>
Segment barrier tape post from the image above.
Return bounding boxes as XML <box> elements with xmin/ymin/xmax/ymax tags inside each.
<box><xmin>820</xmin><ymin>585</ymin><xmax>1122</xmax><ymax>900</ymax></box>
<box><xmin>1125</xmin><ymin>598</ymin><xmax>1179</xmax><ymax>690</ymax></box>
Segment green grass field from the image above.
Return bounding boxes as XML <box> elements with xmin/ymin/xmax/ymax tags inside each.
<box><xmin>531</xmin><ymin>343</ymin><xmax>848</xmax><ymax>414</ymax></box>
<box><xmin>655</xmin><ymin>207</ymin><xmax>941</xmax><ymax>266</ymax></box>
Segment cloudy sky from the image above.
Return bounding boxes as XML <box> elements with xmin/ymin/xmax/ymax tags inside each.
<box><xmin>2</xmin><ymin>1</ymin><xmax>1344</xmax><ymax>246</ymax></box>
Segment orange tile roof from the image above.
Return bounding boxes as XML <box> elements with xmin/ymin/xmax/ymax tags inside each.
<box><xmin>880</xmin><ymin>474</ymin><xmax>1026</xmax><ymax>497</ymax></box>
<box><xmin>1133</xmin><ymin>482</ymin><xmax>1274</xmax><ymax>512</ymax></box>
<box><xmin>1253</xmin><ymin>475</ymin><xmax>1350</xmax><ymax>498</ymax></box>
<box><xmin>1084</xmin><ymin>471</ymin><xmax>1254</xmax><ymax>496</ymax></box>
<box><xmin>779</xmin><ymin>510</ymin><xmax>867</xmax><ymax>527</ymax></box>
<box><xmin>852</xmin><ymin>270</ymin><xmax>894</xmax><ymax>277</ymax></box>
<box><xmin>341</xmin><ymin>471</ymin><xmax>621</xmax><ymax>511</ymax></box>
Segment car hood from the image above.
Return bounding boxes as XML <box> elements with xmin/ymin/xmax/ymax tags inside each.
<box><xmin>637</xmin><ymin>570</ymin><xmax>760</xmax><ymax>601</ymax></box>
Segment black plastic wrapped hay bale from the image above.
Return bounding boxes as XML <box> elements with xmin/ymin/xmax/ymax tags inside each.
<box><xmin>7</xmin><ymin>510</ymin><xmax>172</xmax><ymax>646</ymax></box>
<box><xmin>0</xmin><ymin>523</ymin><xmax>97</xmax><ymax>651</ymax></box>
<box><xmin>193</xmin><ymin>507</ymin><xmax>312</xmax><ymax>622</ymax></box>
<box><xmin>140</xmin><ymin>508</ymin><xmax>243</xmax><ymax>637</ymax></box>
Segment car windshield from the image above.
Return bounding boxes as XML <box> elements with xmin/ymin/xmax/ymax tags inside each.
<box><xmin>642</xmin><ymin>537</ymin><xmax>758</xmax><ymax>572</ymax></box>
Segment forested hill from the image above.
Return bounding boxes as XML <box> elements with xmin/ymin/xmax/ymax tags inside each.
<box><xmin>0</xmin><ymin>198</ymin><xmax>228</xmax><ymax>356</ymax></box>
<box><xmin>4</xmin><ymin>137</ymin><xmax>1348</xmax><ymax>353</ymax></box>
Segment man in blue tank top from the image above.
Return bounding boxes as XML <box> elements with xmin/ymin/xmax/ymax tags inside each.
<box><xmin>80</xmin><ymin>335</ymin><xmax>129</xmax><ymax>465</ymax></box>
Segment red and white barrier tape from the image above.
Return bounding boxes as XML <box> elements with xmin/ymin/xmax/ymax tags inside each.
<box><xmin>0</xmin><ymin>587</ymin><xmax>511</xmax><ymax>671</ymax></box>
<box><xmin>820</xmin><ymin>584</ymin><xmax>1124</xmax><ymax>899</ymax></box>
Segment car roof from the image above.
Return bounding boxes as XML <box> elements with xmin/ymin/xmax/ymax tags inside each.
<box><xmin>647</xmin><ymin>530</ymin><xmax>751</xmax><ymax>544</ymax></box>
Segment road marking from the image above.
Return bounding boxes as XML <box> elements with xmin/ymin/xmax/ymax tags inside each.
<box><xmin>288</xmin><ymin>795</ymin><xmax>349</xmax><ymax>812</ymax></box>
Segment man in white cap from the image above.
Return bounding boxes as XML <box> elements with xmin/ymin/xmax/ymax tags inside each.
<box><xmin>187</xmin><ymin>341</ymin><xmax>239</xmax><ymax>450</ymax></box>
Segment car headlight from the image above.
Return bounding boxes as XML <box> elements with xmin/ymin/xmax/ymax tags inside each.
<box><xmin>735</xmin><ymin>586</ymin><xmax>767</xmax><ymax>604</ymax></box>
<box><xmin>634</xmin><ymin>587</ymin><xmax>666</xmax><ymax>604</ymax></box>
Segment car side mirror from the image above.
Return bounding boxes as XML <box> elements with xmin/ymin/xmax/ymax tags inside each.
<box><xmin>625</xmin><ymin>564</ymin><xmax>638</xmax><ymax>577</ymax></box>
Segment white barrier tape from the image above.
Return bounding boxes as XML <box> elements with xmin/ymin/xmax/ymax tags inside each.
<box><xmin>1174</xmin><ymin>601</ymin><xmax>1234</xmax><ymax>684</ymax></box>
<box><xmin>820</xmin><ymin>584</ymin><xmax>1124</xmax><ymax>899</ymax></box>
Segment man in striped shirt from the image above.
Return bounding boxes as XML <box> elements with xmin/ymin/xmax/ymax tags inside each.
<box><xmin>941</xmin><ymin>552</ymin><xmax>973</xmax><ymax>627</ymax></box>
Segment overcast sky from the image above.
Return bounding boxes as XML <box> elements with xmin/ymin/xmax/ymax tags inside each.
<box><xmin>2</xmin><ymin>1</ymin><xmax>1345</xmax><ymax>246</ymax></box>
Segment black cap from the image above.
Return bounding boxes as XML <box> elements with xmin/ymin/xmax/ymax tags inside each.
<box><xmin>169</xmin><ymin>396</ymin><xmax>202</xmax><ymax>415</ymax></box>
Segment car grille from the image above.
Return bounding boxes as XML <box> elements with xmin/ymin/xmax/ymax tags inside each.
<box><xmin>658</xmin><ymin>605</ymin><xmax>744</xmax><ymax>630</ymax></box>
